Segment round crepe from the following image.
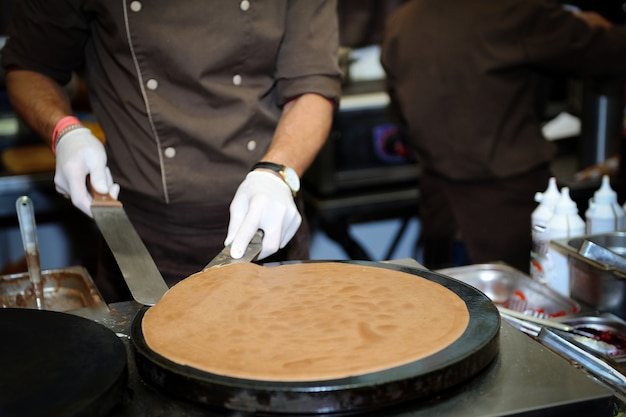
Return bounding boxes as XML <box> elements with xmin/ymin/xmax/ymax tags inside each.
<box><xmin>142</xmin><ymin>262</ymin><xmax>470</xmax><ymax>382</ymax></box>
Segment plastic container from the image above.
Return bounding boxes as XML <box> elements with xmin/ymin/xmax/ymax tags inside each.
<box><xmin>586</xmin><ymin>175</ymin><xmax>625</xmax><ymax>234</ymax></box>
<box><xmin>544</xmin><ymin>187</ymin><xmax>585</xmax><ymax>296</ymax></box>
<box><xmin>530</xmin><ymin>177</ymin><xmax>560</xmax><ymax>283</ymax></box>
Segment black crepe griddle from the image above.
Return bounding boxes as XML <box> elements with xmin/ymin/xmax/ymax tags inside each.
<box><xmin>131</xmin><ymin>261</ymin><xmax>500</xmax><ymax>415</ymax></box>
<box><xmin>0</xmin><ymin>308</ymin><xmax>128</xmax><ymax>417</ymax></box>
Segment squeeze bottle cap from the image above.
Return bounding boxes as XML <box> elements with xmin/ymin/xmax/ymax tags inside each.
<box><xmin>534</xmin><ymin>177</ymin><xmax>560</xmax><ymax>204</ymax></box>
<box><xmin>554</xmin><ymin>187</ymin><xmax>578</xmax><ymax>215</ymax></box>
<box><xmin>593</xmin><ymin>175</ymin><xmax>618</xmax><ymax>204</ymax></box>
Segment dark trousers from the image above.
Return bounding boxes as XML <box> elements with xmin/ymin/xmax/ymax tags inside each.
<box><xmin>419</xmin><ymin>165</ymin><xmax>552</xmax><ymax>273</ymax></box>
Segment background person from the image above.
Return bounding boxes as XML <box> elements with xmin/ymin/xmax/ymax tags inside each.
<box><xmin>380</xmin><ymin>0</ymin><xmax>626</xmax><ymax>272</ymax></box>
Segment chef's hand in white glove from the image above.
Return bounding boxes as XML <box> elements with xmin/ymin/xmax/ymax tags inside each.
<box><xmin>226</xmin><ymin>170</ymin><xmax>301</xmax><ymax>260</ymax></box>
<box><xmin>54</xmin><ymin>127</ymin><xmax>120</xmax><ymax>217</ymax></box>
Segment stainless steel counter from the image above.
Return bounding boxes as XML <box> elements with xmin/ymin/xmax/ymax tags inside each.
<box><xmin>72</xmin><ymin>301</ymin><xmax>624</xmax><ymax>417</ymax></box>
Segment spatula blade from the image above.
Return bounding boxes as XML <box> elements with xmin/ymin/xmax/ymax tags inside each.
<box><xmin>91</xmin><ymin>200</ymin><xmax>169</xmax><ymax>306</ymax></box>
<box><xmin>203</xmin><ymin>229</ymin><xmax>264</xmax><ymax>270</ymax></box>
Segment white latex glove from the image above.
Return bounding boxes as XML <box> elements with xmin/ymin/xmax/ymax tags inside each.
<box><xmin>226</xmin><ymin>170</ymin><xmax>302</xmax><ymax>260</ymax></box>
<box><xmin>54</xmin><ymin>127</ymin><xmax>120</xmax><ymax>217</ymax></box>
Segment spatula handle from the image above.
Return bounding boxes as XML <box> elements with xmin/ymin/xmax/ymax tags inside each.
<box><xmin>88</xmin><ymin>176</ymin><xmax>123</xmax><ymax>208</ymax></box>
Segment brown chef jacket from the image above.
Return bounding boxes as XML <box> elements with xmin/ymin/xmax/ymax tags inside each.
<box><xmin>381</xmin><ymin>0</ymin><xmax>626</xmax><ymax>182</ymax></box>
<box><xmin>380</xmin><ymin>0</ymin><xmax>626</xmax><ymax>272</ymax></box>
<box><xmin>3</xmin><ymin>0</ymin><xmax>342</xmax><ymax>205</ymax></box>
<box><xmin>2</xmin><ymin>1</ymin><xmax>342</xmax><ymax>298</ymax></box>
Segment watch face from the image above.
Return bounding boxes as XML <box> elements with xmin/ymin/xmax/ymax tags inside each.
<box><xmin>283</xmin><ymin>167</ymin><xmax>301</xmax><ymax>192</ymax></box>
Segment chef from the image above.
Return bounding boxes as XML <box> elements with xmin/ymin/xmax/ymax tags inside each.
<box><xmin>1</xmin><ymin>0</ymin><xmax>342</xmax><ymax>301</ymax></box>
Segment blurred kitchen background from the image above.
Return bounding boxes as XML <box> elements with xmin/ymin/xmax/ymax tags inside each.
<box><xmin>1</xmin><ymin>0</ymin><xmax>626</xmax><ymax>275</ymax></box>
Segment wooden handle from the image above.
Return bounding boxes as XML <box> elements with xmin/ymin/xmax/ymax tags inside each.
<box><xmin>88</xmin><ymin>175</ymin><xmax>122</xmax><ymax>208</ymax></box>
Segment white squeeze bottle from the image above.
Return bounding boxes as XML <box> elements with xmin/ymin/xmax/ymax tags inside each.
<box><xmin>544</xmin><ymin>187</ymin><xmax>585</xmax><ymax>296</ymax></box>
<box><xmin>585</xmin><ymin>175</ymin><xmax>625</xmax><ymax>234</ymax></box>
<box><xmin>531</xmin><ymin>177</ymin><xmax>561</xmax><ymax>228</ymax></box>
<box><xmin>530</xmin><ymin>177</ymin><xmax>560</xmax><ymax>283</ymax></box>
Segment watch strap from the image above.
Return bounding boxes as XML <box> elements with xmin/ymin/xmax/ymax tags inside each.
<box><xmin>252</xmin><ymin>162</ymin><xmax>285</xmax><ymax>173</ymax></box>
<box><xmin>251</xmin><ymin>161</ymin><xmax>299</xmax><ymax>196</ymax></box>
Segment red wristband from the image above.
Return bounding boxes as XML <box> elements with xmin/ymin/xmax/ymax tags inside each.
<box><xmin>51</xmin><ymin>116</ymin><xmax>82</xmax><ymax>155</ymax></box>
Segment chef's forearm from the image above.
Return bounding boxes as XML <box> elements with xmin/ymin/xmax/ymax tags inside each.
<box><xmin>261</xmin><ymin>93</ymin><xmax>334</xmax><ymax>176</ymax></box>
<box><xmin>6</xmin><ymin>69</ymin><xmax>73</xmax><ymax>145</ymax></box>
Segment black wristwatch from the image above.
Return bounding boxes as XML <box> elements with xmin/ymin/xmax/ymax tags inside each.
<box><xmin>252</xmin><ymin>162</ymin><xmax>301</xmax><ymax>197</ymax></box>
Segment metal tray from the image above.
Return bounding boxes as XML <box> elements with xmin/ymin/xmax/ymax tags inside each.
<box><xmin>555</xmin><ymin>313</ymin><xmax>626</xmax><ymax>360</ymax></box>
<box><xmin>536</xmin><ymin>312</ymin><xmax>626</xmax><ymax>395</ymax></box>
<box><xmin>537</xmin><ymin>327</ymin><xmax>626</xmax><ymax>394</ymax></box>
<box><xmin>0</xmin><ymin>265</ymin><xmax>108</xmax><ymax>313</ymax></box>
<box><xmin>436</xmin><ymin>263</ymin><xmax>580</xmax><ymax>318</ymax></box>
<box><xmin>552</xmin><ymin>232</ymin><xmax>626</xmax><ymax>320</ymax></box>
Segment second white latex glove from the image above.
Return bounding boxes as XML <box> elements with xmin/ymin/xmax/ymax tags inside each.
<box><xmin>226</xmin><ymin>170</ymin><xmax>302</xmax><ymax>260</ymax></box>
<box><xmin>54</xmin><ymin>127</ymin><xmax>119</xmax><ymax>217</ymax></box>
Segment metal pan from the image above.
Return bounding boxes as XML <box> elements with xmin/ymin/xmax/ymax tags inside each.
<box><xmin>130</xmin><ymin>260</ymin><xmax>500</xmax><ymax>415</ymax></box>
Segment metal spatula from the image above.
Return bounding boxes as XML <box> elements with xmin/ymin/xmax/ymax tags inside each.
<box><xmin>90</xmin><ymin>185</ymin><xmax>169</xmax><ymax>306</ymax></box>
<box><xmin>203</xmin><ymin>229</ymin><xmax>264</xmax><ymax>270</ymax></box>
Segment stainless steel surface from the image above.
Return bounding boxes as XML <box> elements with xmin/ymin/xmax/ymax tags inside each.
<box><xmin>15</xmin><ymin>195</ymin><xmax>44</xmax><ymax>309</ymax></box>
<box><xmin>0</xmin><ymin>265</ymin><xmax>108</xmax><ymax>313</ymax></box>
<box><xmin>203</xmin><ymin>229</ymin><xmax>263</xmax><ymax>270</ymax></box>
<box><xmin>552</xmin><ymin>232</ymin><xmax>626</xmax><ymax>319</ymax></box>
<box><xmin>72</xmin><ymin>301</ymin><xmax>624</xmax><ymax>416</ymax></box>
<box><xmin>436</xmin><ymin>263</ymin><xmax>580</xmax><ymax>317</ymax></box>
<box><xmin>383</xmin><ymin>257</ymin><xmax>427</xmax><ymax>269</ymax></box>
<box><xmin>91</xmin><ymin>190</ymin><xmax>169</xmax><ymax>306</ymax></box>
